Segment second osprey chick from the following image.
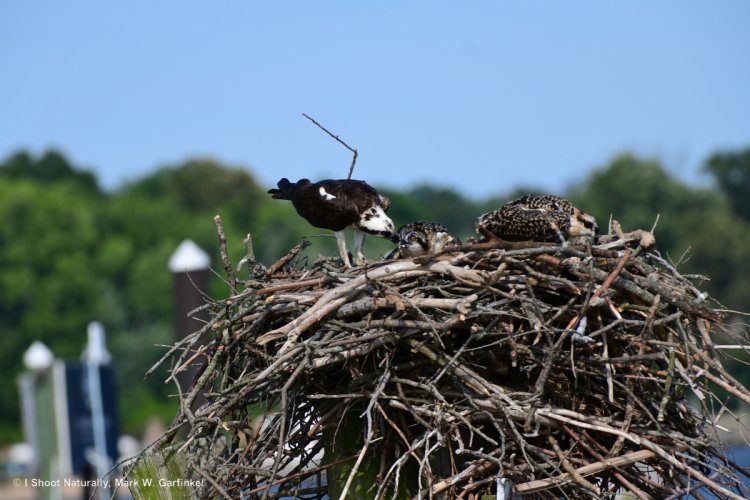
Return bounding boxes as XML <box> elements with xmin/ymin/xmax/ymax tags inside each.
<box><xmin>386</xmin><ymin>221</ymin><xmax>462</xmax><ymax>259</ymax></box>
<box><xmin>477</xmin><ymin>194</ymin><xmax>598</xmax><ymax>243</ymax></box>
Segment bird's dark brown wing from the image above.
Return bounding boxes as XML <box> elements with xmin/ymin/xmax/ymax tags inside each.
<box><xmin>290</xmin><ymin>179</ymin><xmax>390</xmax><ymax>232</ymax></box>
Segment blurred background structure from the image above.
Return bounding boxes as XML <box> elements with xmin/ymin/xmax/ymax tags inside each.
<box><xmin>15</xmin><ymin>326</ymin><xmax>120</xmax><ymax>499</ymax></box>
<box><xmin>1</xmin><ymin>1</ymin><xmax>749</xmax><ymax>495</ymax></box>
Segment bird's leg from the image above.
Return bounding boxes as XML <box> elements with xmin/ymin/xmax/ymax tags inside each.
<box><xmin>335</xmin><ymin>231</ymin><xmax>352</xmax><ymax>268</ymax></box>
<box><xmin>353</xmin><ymin>229</ymin><xmax>366</xmax><ymax>266</ymax></box>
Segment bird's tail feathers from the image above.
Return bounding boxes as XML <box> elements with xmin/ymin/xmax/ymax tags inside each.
<box><xmin>268</xmin><ymin>178</ymin><xmax>294</xmax><ymax>199</ymax></box>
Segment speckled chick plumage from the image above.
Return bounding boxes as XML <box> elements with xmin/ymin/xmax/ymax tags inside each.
<box><xmin>386</xmin><ymin>221</ymin><xmax>462</xmax><ymax>259</ymax></box>
<box><xmin>476</xmin><ymin>194</ymin><xmax>598</xmax><ymax>243</ymax></box>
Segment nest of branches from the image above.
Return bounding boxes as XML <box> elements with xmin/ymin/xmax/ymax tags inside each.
<box><xmin>146</xmin><ymin>220</ymin><xmax>750</xmax><ymax>499</ymax></box>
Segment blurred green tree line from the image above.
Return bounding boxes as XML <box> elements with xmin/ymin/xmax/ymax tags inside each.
<box><xmin>1</xmin><ymin>147</ymin><xmax>749</xmax><ymax>443</ymax></box>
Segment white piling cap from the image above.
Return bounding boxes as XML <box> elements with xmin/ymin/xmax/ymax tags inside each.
<box><xmin>83</xmin><ymin>321</ymin><xmax>111</xmax><ymax>365</ymax></box>
<box><xmin>23</xmin><ymin>341</ymin><xmax>54</xmax><ymax>371</ymax></box>
<box><xmin>168</xmin><ymin>239</ymin><xmax>211</xmax><ymax>273</ymax></box>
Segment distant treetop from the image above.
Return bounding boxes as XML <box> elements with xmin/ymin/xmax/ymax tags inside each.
<box><xmin>0</xmin><ymin>149</ymin><xmax>100</xmax><ymax>194</ymax></box>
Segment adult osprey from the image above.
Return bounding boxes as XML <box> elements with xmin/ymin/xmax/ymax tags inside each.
<box><xmin>386</xmin><ymin>221</ymin><xmax>462</xmax><ymax>259</ymax></box>
<box><xmin>477</xmin><ymin>194</ymin><xmax>598</xmax><ymax>243</ymax></box>
<box><xmin>268</xmin><ymin>178</ymin><xmax>395</xmax><ymax>267</ymax></box>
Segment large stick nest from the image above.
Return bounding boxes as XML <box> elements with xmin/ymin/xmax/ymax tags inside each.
<box><xmin>149</xmin><ymin>223</ymin><xmax>750</xmax><ymax>499</ymax></box>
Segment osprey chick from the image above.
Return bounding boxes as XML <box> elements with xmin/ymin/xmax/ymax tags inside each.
<box><xmin>268</xmin><ymin>178</ymin><xmax>395</xmax><ymax>267</ymax></box>
<box><xmin>386</xmin><ymin>221</ymin><xmax>462</xmax><ymax>259</ymax></box>
<box><xmin>477</xmin><ymin>194</ymin><xmax>598</xmax><ymax>243</ymax></box>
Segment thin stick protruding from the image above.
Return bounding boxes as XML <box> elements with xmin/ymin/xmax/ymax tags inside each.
<box><xmin>302</xmin><ymin>113</ymin><xmax>358</xmax><ymax>179</ymax></box>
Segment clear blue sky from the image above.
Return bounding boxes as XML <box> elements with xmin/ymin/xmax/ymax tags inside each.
<box><xmin>2</xmin><ymin>2</ymin><xmax>749</xmax><ymax>198</ymax></box>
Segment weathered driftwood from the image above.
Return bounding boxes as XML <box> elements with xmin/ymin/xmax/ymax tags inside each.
<box><xmin>131</xmin><ymin>220</ymin><xmax>750</xmax><ymax>499</ymax></box>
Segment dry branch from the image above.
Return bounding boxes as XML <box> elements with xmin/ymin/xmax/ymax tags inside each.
<box><xmin>302</xmin><ymin>113</ymin><xmax>359</xmax><ymax>179</ymax></box>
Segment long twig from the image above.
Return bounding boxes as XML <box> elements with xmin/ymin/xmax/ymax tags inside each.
<box><xmin>214</xmin><ymin>214</ymin><xmax>237</xmax><ymax>294</ymax></box>
<box><xmin>514</xmin><ymin>449</ymin><xmax>656</xmax><ymax>494</ymax></box>
<box><xmin>302</xmin><ymin>113</ymin><xmax>359</xmax><ymax>179</ymax></box>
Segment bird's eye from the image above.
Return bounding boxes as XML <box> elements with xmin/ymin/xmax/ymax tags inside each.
<box><xmin>408</xmin><ymin>235</ymin><xmax>417</xmax><ymax>241</ymax></box>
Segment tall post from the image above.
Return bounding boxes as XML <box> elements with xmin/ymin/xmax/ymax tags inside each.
<box><xmin>168</xmin><ymin>240</ymin><xmax>211</xmax><ymax>400</ymax></box>
<box><xmin>20</xmin><ymin>341</ymin><xmax>56</xmax><ymax>500</ymax></box>
<box><xmin>82</xmin><ymin>321</ymin><xmax>111</xmax><ymax>499</ymax></box>
<box><xmin>20</xmin><ymin>341</ymin><xmax>55</xmax><ymax>475</ymax></box>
